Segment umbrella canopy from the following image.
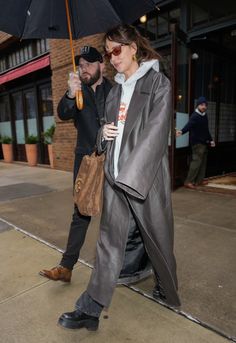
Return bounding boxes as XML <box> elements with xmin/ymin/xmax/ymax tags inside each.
<box><xmin>0</xmin><ymin>0</ymin><xmax>159</xmax><ymax>39</ymax></box>
<box><xmin>0</xmin><ymin>0</ymin><xmax>160</xmax><ymax>109</ymax></box>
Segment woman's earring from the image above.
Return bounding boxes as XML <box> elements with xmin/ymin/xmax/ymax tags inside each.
<box><xmin>132</xmin><ymin>54</ymin><xmax>137</xmax><ymax>61</ymax></box>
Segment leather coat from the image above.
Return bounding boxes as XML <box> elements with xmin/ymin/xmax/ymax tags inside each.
<box><xmin>87</xmin><ymin>69</ymin><xmax>180</xmax><ymax>308</ymax></box>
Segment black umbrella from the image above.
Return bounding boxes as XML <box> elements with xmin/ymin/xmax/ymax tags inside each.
<box><xmin>0</xmin><ymin>0</ymin><xmax>160</xmax><ymax>108</ymax></box>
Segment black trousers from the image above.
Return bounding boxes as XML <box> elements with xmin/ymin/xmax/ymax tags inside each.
<box><xmin>60</xmin><ymin>154</ymin><xmax>91</xmax><ymax>270</ymax></box>
<box><xmin>60</xmin><ymin>205</ymin><xmax>91</xmax><ymax>270</ymax></box>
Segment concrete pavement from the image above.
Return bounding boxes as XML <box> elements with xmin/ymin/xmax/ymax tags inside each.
<box><xmin>0</xmin><ymin>161</ymin><xmax>235</xmax><ymax>343</ymax></box>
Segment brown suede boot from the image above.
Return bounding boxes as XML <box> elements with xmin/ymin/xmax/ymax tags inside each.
<box><xmin>39</xmin><ymin>266</ymin><xmax>72</xmax><ymax>282</ymax></box>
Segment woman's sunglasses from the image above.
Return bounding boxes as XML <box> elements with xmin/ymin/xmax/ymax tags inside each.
<box><xmin>104</xmin><ymin>44</ymin><xmax>126</xmax><ymax>60</ymax></box>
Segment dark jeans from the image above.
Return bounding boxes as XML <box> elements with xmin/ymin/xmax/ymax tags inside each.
<box><xmin>185</xmin><ymin>143</ymin><xmax>208</xmax><ymax>185</ymax></box>
<box><xmin>60</xmin><ymin>205</ymin><xmax>91</xmax><ymax>270</ymax></box>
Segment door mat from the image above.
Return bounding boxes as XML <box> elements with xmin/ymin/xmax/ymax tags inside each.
<box><xmin>194</xmin><ymin>173</ymin><xmax>236</xmax><ymax>195</ymax></box>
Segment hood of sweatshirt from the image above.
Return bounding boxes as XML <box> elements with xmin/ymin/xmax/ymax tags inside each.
<box><xmin>114</xmin><ymin>59</ymin><xmax>159</xmax><ymax>86</ymax></box>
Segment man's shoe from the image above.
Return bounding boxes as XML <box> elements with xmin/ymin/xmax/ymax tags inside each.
<box><xmin>39</xmin><ymin>266</ymin><xmax>72</xmax><ymax>282</ymax></box>
<box><xmin>58</xmin><ymin>310</ymin><xmax>99</xmax><ymax>331</ymax></box>
<box><xmin>198</xmin><ymin>180</ymin><xmax>208</xmax><ymax>186</ymax></box>
<box><xmin>184</xmin><ymin>182</ymin><xmax>196</xmax><ymax>189</ymax></box>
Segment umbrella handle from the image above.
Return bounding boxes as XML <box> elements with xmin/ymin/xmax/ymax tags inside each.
<box><xmin>65</xmin><ymin>0</ymin><xmax>83</xmax><ymax>110</ymax></box>
<box><xmin>76</xmin><ymin>90</ymin><xmax>83</xmax><ymax>110</ymax></box>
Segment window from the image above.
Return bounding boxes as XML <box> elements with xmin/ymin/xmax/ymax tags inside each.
<box><xmin>190</xmin><ymin>2</ymin><xmax>233</xmax><ymax>28</ymax></box>
<box><xmin>0</xmin><ymin>95</ymin><xmax>12</xmax><ymax>138</ymax></box>
<box><xmin>39</xmin><ymin>85</ymin><xmax>53</xmax><ymax>117</ymax></box>
<box><xmin>39</xmin><ymin>84</ymin><xmax>54</xmax><ymax>132</ymax></box>
<box><xmin>135</xmin><ymin>8</ymin><xmax>176</xmax><ymax>41</ymax></box>
<box><xmin>0</xmin><ymin>58</ymin><xmax>6</xmax><ymax>73</ymax></box>
<box><xmin>1</xmin><ymin>39</ymin><xmax>49</xmax><ymax>73</ymax></box>
<box><xmin>191</xmin><ymin>4</ymin><xmax>208</xmax><ymax>26</ymax></box>
<box><xmin>218</xmin><ymin>62</ymin><xmax>236</xmax><ymax>142</ymax></box>
<box><xmin>36</xmin><ymin>39</ymin><xmax>49</xmax><ymax>55</ymax></box>
<box><xmin>157</xmin><ymin>15</ymin><xmax>169</xmax><ymax>36</ymax></box>
<box><xmin>0</xmin><ymin>96</ymin><xmax>10</xmax><ymax>122</ymax></box>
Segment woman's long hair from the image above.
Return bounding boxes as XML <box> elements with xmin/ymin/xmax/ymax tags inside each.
<box><xmin>104</xmin><ymin>24</ymin><xmax>160</xmax><ymax>64</ymax></box>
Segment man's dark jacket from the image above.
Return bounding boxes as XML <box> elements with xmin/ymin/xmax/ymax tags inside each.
<box><xmin>57</xmin><ymin>78</ymin><xmax>112</xmax><ymax>181</ymax></box>
<box><xmin>181</xmin><ymin>110</ymin><xmax>212</xmax><ymax>146</ymax></box>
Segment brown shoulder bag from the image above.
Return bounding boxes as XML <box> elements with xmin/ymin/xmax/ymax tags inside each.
<box><xmin>74</xmin><ymin>152</ymin><xmax>105</xmax><ymax>217</ymax></box>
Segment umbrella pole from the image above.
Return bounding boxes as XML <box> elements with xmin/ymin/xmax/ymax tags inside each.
<box><xmin>65</xmin><ymin>0</ymin><xmax>83</xmax><ymax>109</ymax></box>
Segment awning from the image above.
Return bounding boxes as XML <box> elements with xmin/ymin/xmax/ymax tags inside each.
<box><xmin>0</xmin><ymin>55</ymin><xmax>50</xmax><ymax>85</ymax></box>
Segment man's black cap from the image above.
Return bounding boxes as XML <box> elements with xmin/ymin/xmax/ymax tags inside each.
<box><xmin>75</xmin><ymin>46</ymin><xmax>103</xmax><ymax>65</ymax></box>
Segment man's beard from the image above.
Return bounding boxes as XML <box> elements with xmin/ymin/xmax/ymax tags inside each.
<box><xmin>199</xmin><ymin>107</ymin><xmax>207</xmax><ymax>113</ymax></box>
<box><xmin>80</xmin><ymin>68</ymin><xmax>101</xmax><ymax>87</ymax></box>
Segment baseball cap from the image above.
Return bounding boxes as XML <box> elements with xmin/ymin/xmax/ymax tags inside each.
<box><xmin>75</xmin><ymin>46</ymin><xmax>103</xmax><ymax>65</ymax></box>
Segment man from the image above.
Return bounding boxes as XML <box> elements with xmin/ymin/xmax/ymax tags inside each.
<box><xmin>39</xmin><ymin>46</ymin><xmax>112</xmax><ymax>281</ymax></box>
<box><xmin>176</xmin><ymin>96</ymin><xmax>215</xmax><ymax>189</ymax></box>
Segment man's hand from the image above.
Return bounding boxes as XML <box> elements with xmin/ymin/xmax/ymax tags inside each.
<box><xmin>67</xmin><ymin>71</ymin><xmax>82</xmax><ymax>98</ymax></box>
<box><xmin>210</xmin><ymin>141</ymin><xmax>215</xmax><ymax>147</ymax></box>
<box><xmin>176</xmin><ymin>129</ymin><xmax>182</xmax><ymax>137</ymax></box>
<box><xmin>102</xmin><ymin>122</ymin><xmax>119</xmax><ymax>141</ymax></box>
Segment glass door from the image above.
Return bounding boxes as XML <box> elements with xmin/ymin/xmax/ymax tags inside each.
<box><xmin>169</xmin><ymin>23</ymin><xmax>190</xmax><ymax>188</ymax></box>
<box><xmin>10</xmin><ymin>83</ymin><xmax>53</xmax><ymax>164</ymax></box>
<box><xmin>38</xmin><ymin>83</ymin><xmax>55</xmax><ymax>165</ymax></box>
<box><xmin>11</xmin><ymin>88</ymin><xmax>38</xmax><ymax>162</ymax></box>
<box><xmin>11</xmin><ymin>91</ymin><xmax>26</xmax><ymax>161</ymax></box>
<box><xmin>24</xmin><ymin>89</ymin><xmax>38</xmax><ymax>137</ymax></box>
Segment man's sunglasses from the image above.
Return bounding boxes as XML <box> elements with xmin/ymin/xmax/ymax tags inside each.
<box><xmin>104</xmin><ymin>44</ymin><xmax>127</xmax><ymax>60</ymax></box>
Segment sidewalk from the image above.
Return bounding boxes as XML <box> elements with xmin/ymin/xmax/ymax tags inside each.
<box><xmin>0</xmin><ymin>162</ymin><xmax>235</xmax><ymax>343</ymax></box>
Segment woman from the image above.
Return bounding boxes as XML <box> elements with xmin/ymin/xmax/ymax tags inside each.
<box><xmin>58</xmin><ymin>24</ymin><xmax>181</xmax><ymax>331</ymax></box>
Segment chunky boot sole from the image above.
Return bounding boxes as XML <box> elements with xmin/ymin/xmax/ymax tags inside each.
<box><xmin>58</xmin><ymin>317</ymin><xmax>99</xmax><ymax>331</ymax></box>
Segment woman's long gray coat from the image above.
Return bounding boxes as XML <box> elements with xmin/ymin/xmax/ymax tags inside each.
<box><xmin>87</xmin><ymin>69</ymin><xmax>181</xmax><ymax>308</ymax></box>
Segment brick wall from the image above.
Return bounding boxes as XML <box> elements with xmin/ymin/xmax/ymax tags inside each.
<box><xmin>50</xmin><ymin>34</ymin><xmax>114</xmax><ymax>172</ymax></box>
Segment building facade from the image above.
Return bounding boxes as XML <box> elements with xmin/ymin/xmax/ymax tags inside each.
<box><xmin>0</xmin><ymin>33</ymin><xmax>53</xmax><ymax>164</ymax></box>
<box><xmin>0</xmin><ymin>0</ymin><xmax>236</xmax><ymax>187</ymax></box>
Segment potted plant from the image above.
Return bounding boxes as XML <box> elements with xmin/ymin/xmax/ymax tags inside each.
<box><xmin>1</xmin><ymin>135</ymin><xmax>13</xmax><ymax>163</ymax></box>
<box><xmin>25</xmin><ymin>135</ymin><xmax>38</xmax><ymax>166</ymax></box>
<box><xmin>42</xmin><ymin>124</ymin><xmax>55</xmax><ymax>168</ymax></box>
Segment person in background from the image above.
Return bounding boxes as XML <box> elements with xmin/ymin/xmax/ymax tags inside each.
<box><xmin>176</xmin><ymin>96</ymin><xmax>215</xmax><ymax>189</ymax></box>
<box><xmin>39</xmin><ymin>46</ymin><xmax>112</xmax><ymax>282</ymax></box>
<box><xmin>58</xmin><ymin>24</ymin><xmax>180</xmax><ymax>332</ymax></box>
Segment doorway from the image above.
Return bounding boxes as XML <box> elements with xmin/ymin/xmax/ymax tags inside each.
<box><xmin>0</xmin><ymin>81</ymin><xmax>54</xmax><ymax>164</ymax></box>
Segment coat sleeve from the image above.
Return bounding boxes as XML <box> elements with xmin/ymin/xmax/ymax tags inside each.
<box><xmin>115</xmin><ymin>73</ymin><xmax>171</xmax><ymax>200</ymax></box>
<box><xmin>96</xmin><ymin>86</ymin><xmax>118</xmax><ymax>155</ymax></box>
<box><xmin>96</xmin><ymin>126</ymin><xmax>108</xmax><ymax>155</ymax></box>
<box><xmin>57</xmin><ymin>93</ymin><xmax>78</xmax><ymax>121</ymax></box>
<box><xmin>181</xmin><ymin>114</ymin><xmax>197</xmax><ymax>134</ymax></box>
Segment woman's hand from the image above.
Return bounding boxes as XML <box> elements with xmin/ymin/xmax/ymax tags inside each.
<box><xmin>102</xmin><ymin>122</ymin><xmax>119</xmax><ymax>141</ymax></box>
<box><xmin>67</xmin><ymin>71</ymin><xmax>82</xmax><ymax>98</ymax></box>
